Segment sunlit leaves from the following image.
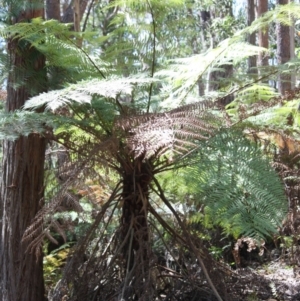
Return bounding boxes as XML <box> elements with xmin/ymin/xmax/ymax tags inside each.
<box><xmin>24</xmin><ymin>76</ymin><xmax>157</xmax><ymax>111</ymax></box>
<box><xmin>157</xmin><ymin>39</ymin><xmax>266</xmax><ymax>108</ymax></box>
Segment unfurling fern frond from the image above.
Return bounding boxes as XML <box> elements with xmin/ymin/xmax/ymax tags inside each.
<box><xmin>184</xmin><ymin>129</ymin><xmax>287</xmax><ymax>239</ymax></box>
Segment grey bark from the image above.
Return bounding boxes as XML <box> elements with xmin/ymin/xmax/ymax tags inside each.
<box><xmin>257</xmin><ymin>0</ymin><xmax>269</xmax><ymax>68</ymax></box>
<box><xmin>247</xmin><ymin>0</ymin><xmax>257</xmax><ymax>74</ymax></box>
<box><xmin>277</xmin><ymin>0</ymin><xmax>291</xmax><ymax>95</ymax></box>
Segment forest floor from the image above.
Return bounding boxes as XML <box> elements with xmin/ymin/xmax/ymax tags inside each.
<box><xmin>229</xmin><ymin>253</ymin><xmax>300</xmax><ymax>301</ymax></box>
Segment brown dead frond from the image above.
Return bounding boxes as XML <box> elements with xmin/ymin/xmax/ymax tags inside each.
<box><xmin>22</xmin><ymin>157</ymin><xmax>90</xmax><ymax>255</ymax></box>
<box><xmin>124</xmin><ymin>100</ymin><xmax>223</xmax><ymax>159</ymax></box>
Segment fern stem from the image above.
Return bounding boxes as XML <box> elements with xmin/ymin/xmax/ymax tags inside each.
<box><xmin>148</xmin><ymin>201</ymin><xmax>186</xmax><ymax>244</ymax></box>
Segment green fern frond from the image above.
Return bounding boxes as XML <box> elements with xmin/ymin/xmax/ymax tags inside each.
<box><xmin>231</xmin><ymin>89</ymin><xmax>300</xmax><ymax>142</ymax></box>
<box><xmin>184</xmin><ymin>129</ymin><xmax>287</xmax><ymax>239</ymax></box>
<box><xmin>0</xmin><ymin>111</ymin><xmax>54</xmax><ymax>140</ymax></box>
<box><xmin>230</xmin><ymin>84</ymin><xmax>278</xmax><ymax>106</ymax></box>
<box><xmin>24</xmin><ymin>76</ymin><xmax>157</xmax><ymax>111</ymax></box>
<box><xmin>1</xmin><ymin>18</ymin><xmax>108</xmax><ymax>82</ymax></box>
<box><xmin>109</xmin><ymin>0</ymin><xmax>184</xmax><ymax>11</ymax></box>
<box><xmin>157</xmin><ymin>39</ymin><xmax>266</xmax><ymax>106</ymax></box>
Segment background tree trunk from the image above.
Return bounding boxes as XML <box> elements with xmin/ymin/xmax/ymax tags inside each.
<box><xmin>257</xmin><ymin>0</ymin><xmax>269</xmax><ymax>68</ymax></box>
<box><xmin>289</xmin><ymin>0</ymin><xmax>296</xmax><ymax>89</ymax></box>
<box><xmin>277</xmin><ymin>0</ymin><xmax>291</xmax><ymax>95</ymax></box>
<box><xmin>0</xmin><ymin>2</ymin><xmax>47</xmax><ymax>301</ymax></box>
<box><xmin>46</xmin><ymin>0</ymin><xmax>60</xmax><ymax>20</ymax></box>
<box><xmin>247</xmin><ymin>0</ymin><xmax>258</xmax><ymax>75</ymax></box>
<box><xmin>61</xmin><ymin>0</ymin><xmax>89</xmax><ymax>27</ymax></box>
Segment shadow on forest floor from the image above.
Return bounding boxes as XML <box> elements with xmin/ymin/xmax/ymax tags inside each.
<box><xmin>226</xmin><ymin>261</ymin><xmax>300</xmax><ymax>301</ymax></box>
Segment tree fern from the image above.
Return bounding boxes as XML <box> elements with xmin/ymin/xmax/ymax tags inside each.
<box><xmin>0</xmin><ymin>3</ymin><xmax>295</xmax><ymax>299</ymax></box>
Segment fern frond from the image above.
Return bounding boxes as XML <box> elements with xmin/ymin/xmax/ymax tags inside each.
<box><xmin>0</xmin><ymin>111</ymin><xmax>54</xmax><ymax>140</ymax></box>
<box><xmin>22</xmin><ymin>161</ymin><xmax>89</xmax><ymax>254</ymax></box>
<box><xmin>157</xmin><ymin>39</ymin><xmax>266</xmax><ymax>106</ymax></box>
<box><xmin>126</xmin><ymin>100</ymin><xmax>223</xmax><ymax>159</ymax></box>
<box><xmin>184</xmin><ymin>129</ymin><xmax>287</xmax><ymax>239</ymax></box>
<box><xmin>247</xmin><ymin>2</ymin><xmax>300</xmax><ymax>34</ymax></box>
<box><xmin>24</xmin><ymin>76</ymin><xmax>157</xmax><ymax>111</ymax></box>
<box><xmin>2</xmin><ymin>18</ymin><xmax>108</xmax><ymax>83</ymax></box>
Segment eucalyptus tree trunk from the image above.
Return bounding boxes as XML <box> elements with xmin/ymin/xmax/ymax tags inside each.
<box><xmin>277</xmin><ymin>0</ymin><xmax>291</xmax><ymax>95</ymax></box>
<box><xmin>0</xmin><ymin>2</ymin><xmax>47</xmax><ymax>301</ymax></box>
<box><xmin>46</xmin><ymin>0</ymin><xmax>60</xmax><ymax>20</ymax></box>
<box><xmin>257</xmin><ymin>0</ymin><xmax>269</xmax><ymax>68</ymax></box>
<box><xmin>247</xmin><ymin>0</ymin><xmax>257</xmax><ymax>75</ymax></box>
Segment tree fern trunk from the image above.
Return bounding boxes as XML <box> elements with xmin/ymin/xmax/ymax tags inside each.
<box><xmin>0</xmin><ymin>3</ymin><xmax>46</xmax><ymax>300</ymax></box>
<box><xmin>121</xmin><ymin>159</ymin><xmax>152</xmax><ymax>294</ymax></box>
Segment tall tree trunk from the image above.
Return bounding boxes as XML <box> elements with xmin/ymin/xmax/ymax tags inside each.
<box><xmin>277</xmin><ymin>0</ymin><xmax>291</xmax><ymax>95</ymax></box>
<box><xmin>61</xmin><ymin>0</ymin><xmax>89</xmax><ymax>27</ymax></box>
<box><xmin>74</xmin><ymin>0</ymin><xmax>81</xmax><ymax>32</ymax></box>
<box><xmin>207</xmin><ymin>5</ymin><xmax>234</xmax><ymax>93</ymax></box>
<box><xmin>257</xmin><ymin>0</ymin><xmax>269</xmax><ymax>68</ymax></box>
<box><xmin>0</xmin><ymin>2</ymin><xmax>47</xmax><ymax>301</ymax></box>
<box><xmin>46</xmin><ymin>0</ymin><xmax>60</xmax><ymax>20</ymax></box>
<box><xmin>289</xmin><ymin>0</ymin><xmax>296</xmax><ymax>89</ymax></box>
<box><xmin>247</xmin><ymin>0</ymin><xmax>257</xmax><ymax>75</ymax></box>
